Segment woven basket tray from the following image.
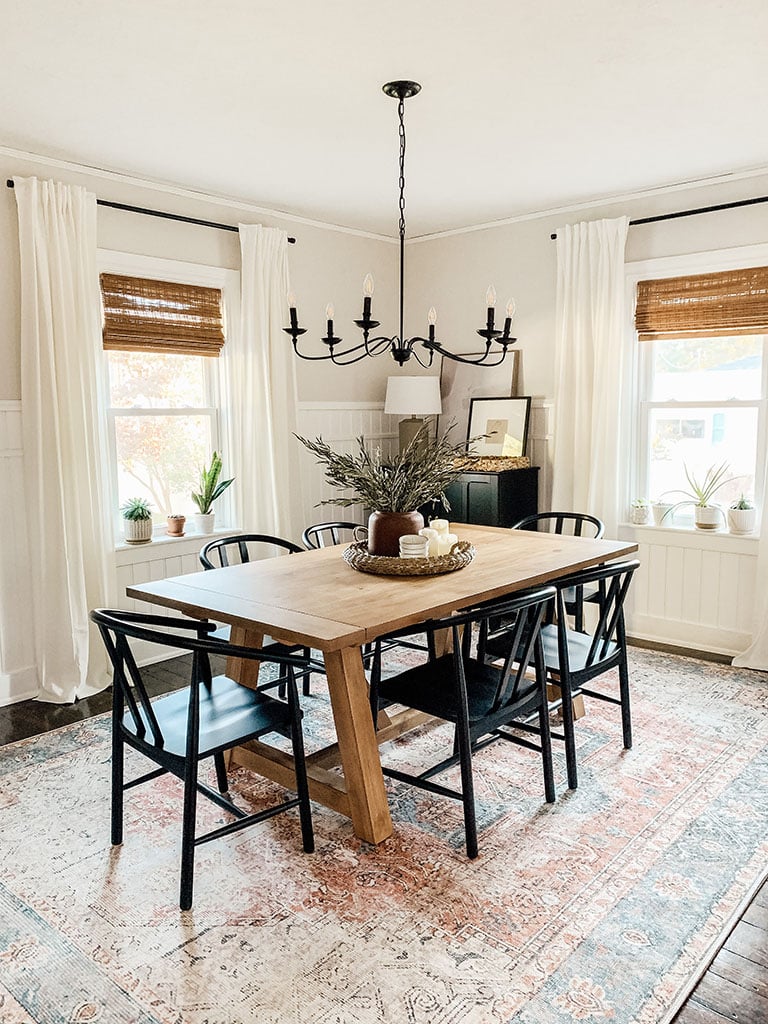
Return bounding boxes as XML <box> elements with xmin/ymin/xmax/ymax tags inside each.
<box><xmin>342</xmin><ymin>540</ymin><xmax>476</xmax><ymax>577</ymax></box>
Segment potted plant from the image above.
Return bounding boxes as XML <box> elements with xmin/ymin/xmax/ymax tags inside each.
<box><xmin>191</xmin><ymin>452</ymin><xmax>234</xmax><ymax>535</ymax></box>
<box><xmin>665</xmin><ymin>462</ymin><xmax>731</xmax><ymax>530</ymax></box>
<box><xmin>629</xmin><ymin>498</ymin><xmax>650</xmax><ymax>525</ymax></box>
<box><xmin>166</xmin><ymin>514</ymin><xmax>186</xmax><ymax>537</ymax></box>
<box><xmin>297</xmin><ymin>424</ymin><xmax>471</xmax><ymax>556</ymax></box>
<box><xmin>121</xmin><ymin>497</ymin><xmax>153</xmax><ymax>544</ymax></box>
<box><xmin>728</xmin><ymin>494</ymin><xmax>757</xmax><ymax>535</ymax></box>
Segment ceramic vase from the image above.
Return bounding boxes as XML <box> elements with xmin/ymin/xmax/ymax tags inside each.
<box><xmin>193</xmin><ymin>512</ymin><xmax>215</xmax><ymax>535</ymax></box>
<box><xmin>694</xmin><ymin>505</ymin><xmax>723</xmax><ymax>530</ymax></box>
<box><xmin>728</xmin><ymin>507</ymin><xmax>757</xmax><ymax>534</ymax></box>
<box><xmin>123</xmin><ymin>518</ymin><xmax>152</xmax><ymax>544</ymax></box>
<box><xmin>366</xmin><ymin>510</ymin><xmax>425</xmax><ymax>557</ymax></box>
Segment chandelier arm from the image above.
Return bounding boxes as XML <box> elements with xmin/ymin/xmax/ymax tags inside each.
<box><xmin>424</xmin><ymin>341</ymin><xmax>513</xmax><ymax>366</ymax></box>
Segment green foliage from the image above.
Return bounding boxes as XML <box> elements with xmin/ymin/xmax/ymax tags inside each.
<box><xmin>192</xmin><ymin>451</ymin><xmax>234</xmax><ymax>514</ymax></box>
<box><xmin>730</xmin><ymin>493</ymin><xmax>754</xmax><ymax>510</ymax></box>
<box><xmin>296</xmin><ymin>424</ymin><xmax>472</xmax><ymax>513</ymax></box>
<box><xmin>665</xmin><ymin>461</ymin><xmax>732</xmax><ymax>511</ymax></box>
<box><xmin>120</xmin><ymin>497</ymin><xmax>152</xmax><ymax>521</ymax></box>
<box><xmin>631</xmin><ymin>498</ymin><xmax>649</xmax><ymax>508</ymax></box>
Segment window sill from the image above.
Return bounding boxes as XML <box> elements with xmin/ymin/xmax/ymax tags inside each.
<box><xmin>115</xmin><ymin>527</ymin><xmax>240</xmax><ymax>564</ymax></box>
<box><xmin>618</xmin><ymin>522</ymin><xmax>759</xmax><ymax>549</ymax></box>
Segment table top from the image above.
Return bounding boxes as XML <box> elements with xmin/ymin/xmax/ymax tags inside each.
<box><xmin>127</xmin><ymin>524</ymin><xmax>638</xmax><ymax>652</ymax></box>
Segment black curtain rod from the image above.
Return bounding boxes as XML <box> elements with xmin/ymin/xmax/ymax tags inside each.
<box><xmin>549</xmin><ymin>194</ymin><xmax>768</xmax><ymax>240</ymax></box>
<box><xmin>5</xmin><ymin>179</ymin><xmax>296</xmax><ymax>243</ymax></box>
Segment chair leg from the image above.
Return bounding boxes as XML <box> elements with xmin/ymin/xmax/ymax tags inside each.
<box><xmin>368</xmin><ymin>641</ymin><xmax>382</xmax><ymax>727</ymax></box>
<box><xmin>111</xmin><ymin>723</ymin><xmax>124</xmax><ymax>846</ymax></box>
<box><xmin>302</xmin><ymin>648</ymin><xmax>312</xmax><ymax>697</ymax></box>
<box><xmin>454</xmin><ymin>693</ymin><xmax>478</xmax><ymax>859</ymax></box>
<box><xmin>618</xmin><ymin>654</ymin><xmax>632</xmax><ymax>749</ymax></box>
<box><xmin>278</xmin><ymin>668</ymin><xmax>287</xmax><ymax>700</ymax></box>
<box><xmin>538</xmin><ymin>700</ymin><xmax>556</xmax><ymax>804</ymax></box>
<box><xmin>558</xmin><ymin>673</ymin><xmax>579</xmax><ymax>790</ymax></box>
<box><xmin>287</xmin><ymin>674</ymin><xmax>314</xmax><ymax>854</ymax></box>
<box><xmin>180</xmin><ymin>759</ymin><xmax>199</xmax><ymax>911</ymax></box>
<box><xmin>213</xmin><ymin>751</ymin><xmax>228</xmax><ymax>794</ymax></box>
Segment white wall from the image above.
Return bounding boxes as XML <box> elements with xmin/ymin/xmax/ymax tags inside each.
<box><xmin>2</xmin><ymin>151</ymin><xmax>768</xmax><ymax>702</ymax></box>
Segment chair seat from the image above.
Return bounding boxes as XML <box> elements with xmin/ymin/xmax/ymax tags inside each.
<box><xmin>539</xmin><ymin>624</ymin><xmax>619</xmax><ymax>676</ymax></box>
<box><xmin>123</xmin><ymin>674</ymin><xmax>293</xmax><ymax>760</ymax></box>
<box><xmin>377</xmin><ymin>654</ymin><xmax>540</xmax><ymax>724</ymax></box>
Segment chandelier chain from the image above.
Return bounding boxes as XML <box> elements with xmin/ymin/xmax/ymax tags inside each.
<box><xmin>398</xmin><ymin>97</ymin><xmax>406</xmax><ymax>241</ymax></box>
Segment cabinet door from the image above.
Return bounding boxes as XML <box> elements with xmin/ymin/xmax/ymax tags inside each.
<box><xmin>465</xmin><ymin>478</ymin><xmax>497</xmax><ymax>525</ymax></box>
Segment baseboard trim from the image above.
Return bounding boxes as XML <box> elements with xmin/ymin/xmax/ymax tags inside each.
<box><xmin>0</xmin><ymin>666</ymin><xmax>39</xmax><ymax>707</ymax></box>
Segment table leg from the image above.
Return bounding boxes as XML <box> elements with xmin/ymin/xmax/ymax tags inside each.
<box><xmin>322</xmin><ymin>646</ymin><xmax>393</xmax><ymax>844</ymax></box>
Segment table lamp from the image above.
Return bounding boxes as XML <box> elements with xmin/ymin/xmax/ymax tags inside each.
<box><xmin>384</xmin><ymin>375</ymin><xmax>442</xmax><ymax>452</ymax></box>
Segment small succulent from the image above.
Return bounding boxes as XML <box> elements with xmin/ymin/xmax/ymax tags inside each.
<box><xmin>730</xmin><ymin>493</ymin><xmax>754</xmax><ymax>510</ymax></box>
<box><xmin>631</xmin><ymin>498</ymin><xmax>649</xmax><ymax>508</ymax></box>
<box><xmin>120</xmin><ymin>497</ymin><xmax>152</xmax><ymax>521</ymax></box>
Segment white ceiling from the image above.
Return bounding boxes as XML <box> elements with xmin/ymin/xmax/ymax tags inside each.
<box><xmin>3</xmin><ymin>0</ymin><xmax>768</xmax><ymax>237</ymax></box>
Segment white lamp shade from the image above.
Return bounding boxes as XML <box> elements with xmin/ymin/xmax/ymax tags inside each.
<box><xmin>384</xmin><ymin>376</ymin><xmax>442</xmax><ymax>416</ymax></box>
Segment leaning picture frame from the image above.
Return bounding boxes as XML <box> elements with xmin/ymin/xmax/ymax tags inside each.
<box><xmin>438</xmin><ymin>350</ymin><xmax>519</xmax><ymax>446</ymax></box>
<box><xmin>467</xmin><ymin>396</ymin><xmax>532</xmax><ymax>457</ymax></box>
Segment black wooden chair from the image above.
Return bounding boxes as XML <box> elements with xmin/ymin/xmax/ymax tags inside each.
<box><xmin>301</xmin><ymin>521</ymin><xmax>362</xmax><ymax>549</ymax></box>
<box><xmin>199</xmin><ymin>534</ymin><xmax>322</xmax><ymax>696</ymax></box>
<box><xmin>481</xmin><ymin>559</ymin><xmax>640</xmax><ymax>791</ymax></box>
<box><xmin>512</xmin><ymin>512</ymin><xmax>606</xmax><ymax>632</ymax></box>
<box><xmin>91</xmin><ymin>608</ymin><xmax>314</xmax><ymax>911</ymax></box>
<box><xmin>368</xmin><ymin>586</ymin><xmax>557</xmax><ymax>858</ymax></box>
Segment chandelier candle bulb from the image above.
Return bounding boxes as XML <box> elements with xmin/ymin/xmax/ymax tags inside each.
<box><xmin>325</xmin><ymin>304</ymin><xmax>334</xmax><ymax>338</ymax></box>
<box><xmin>428</xmin><ymin>306</ymin><xmax>437</xmax><ymax>343</ymax></box>
<box><xmin>363</xmin><ymin>274</ymin><xmax>374</xmax><ymax>319</ymax></box>
<box><xmin>503</xmin><ymin>299</ymin><xmax>515</xmax><ymax>338</ymax></box>
<box><xmin>485</xmin><ymin>286</ymin><xmax>497</xmax><ymax>330</ymax></box>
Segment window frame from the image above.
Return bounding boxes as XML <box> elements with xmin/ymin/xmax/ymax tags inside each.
<box><xmin>626</xmin><ymin>242</ymin><xmax>768</xmax><ymax>529</ymax></box>
<box><xmin>97</xmin><ymin>250</ymin><xmax>240</xmax><ymax>543</ymax></box>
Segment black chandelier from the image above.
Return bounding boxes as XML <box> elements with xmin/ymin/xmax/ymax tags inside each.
<box><xmin>283</xmin><ymin>81</ymin><xmax>517</xmax><ymax>367</ymax></box>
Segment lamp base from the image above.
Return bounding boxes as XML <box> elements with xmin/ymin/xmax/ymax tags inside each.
<box><xmin>398</xmin><ymin>416</ymin><xmax>427</xmax><ymax>453</ymax></box>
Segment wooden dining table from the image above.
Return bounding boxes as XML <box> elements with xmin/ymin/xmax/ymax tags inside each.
<box><xmin>127</xmin><ymin>522</ymin><xmax>638</xmax><ymax>845</ymax></box>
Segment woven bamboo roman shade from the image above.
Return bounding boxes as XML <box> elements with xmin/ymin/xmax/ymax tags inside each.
<box><xmin>635</xmin><ymin>266</ymin><xmax>768</xmax><ymax>341</ymax></box>
<box><xmin>100</xmin><ymin>274</ymin><xmax>225</xmax><ymax>356</ymax></box>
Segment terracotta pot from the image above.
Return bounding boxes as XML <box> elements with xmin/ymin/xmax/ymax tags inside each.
<box><xmin>166</xmin><ymin>515</ymin><xmax>186</xmax><ymax>537</ymax></box>
<box><xmin>366</xmin><ymin>510</ymin><xmax>425</xmax><ymax>557</ymax></box>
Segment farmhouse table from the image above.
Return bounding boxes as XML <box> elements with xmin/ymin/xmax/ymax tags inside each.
<box><xmin>127</xmin><ymin>523</ymin><xmax>638</xmax><ymax>845</ymax></box>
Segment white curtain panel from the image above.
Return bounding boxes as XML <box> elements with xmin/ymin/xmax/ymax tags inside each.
<box><xmin>551</xmin><ymin>216</ymin><xmax>631</xmax><ymax>539</ymax></box>
<box><xmin>14</xmin><ymin>177</ymin><xmax>115</xmax><ymax>702</ymax></box>
<box><xmin>228</xmin><ymin>225</ymin><xmax>301</xmax><ymax>541</ymax></box>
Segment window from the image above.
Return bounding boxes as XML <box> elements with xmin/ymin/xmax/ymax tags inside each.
<box><xmin>99</xmin><ymin>255</ymin><xmax>238</xmax><ymax>539</ymax></box>
<box><xmin>633</xmin><ymin>262</ymin><xmax>768</xmax><ymax>522</ymax></box>
<box><xmin>638</xmin><ymin>335</ymin><xmax>766</xmax><ymax>513</ymax></box>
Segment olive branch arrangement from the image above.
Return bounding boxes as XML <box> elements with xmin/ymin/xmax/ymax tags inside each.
<box><xmin>296</xmin><ymin>423</ymin><xmax>474</xmax><ymax>513</ymax></box>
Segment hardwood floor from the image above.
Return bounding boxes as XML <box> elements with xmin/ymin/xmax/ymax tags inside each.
<box><xmin>1</xmin><ymin>656</ymin><xmax>766</xmax><ymax>1023</ymax></box>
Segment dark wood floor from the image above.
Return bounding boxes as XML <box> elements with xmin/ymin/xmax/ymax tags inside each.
<box><xmin>1</xmin><ymin>656</ymin><xmax>766</xmax><ymax>1023</ymax></box>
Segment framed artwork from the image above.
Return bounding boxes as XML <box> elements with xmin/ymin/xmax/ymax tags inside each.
<box><xmin>467</xmin><ymin>396</ymin><xmax>532</xmax><ymax>457</ymax></box>
<box><xmin>438</xmin><ymin>351</ymin><xmax>520</xmax><ymax>445</ymax></box>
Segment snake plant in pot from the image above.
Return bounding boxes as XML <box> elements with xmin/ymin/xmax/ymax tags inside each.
<box><xmin>191</xmin><ymin>452</ymin><xmax>234</xmax><ymax>535</ymax></box>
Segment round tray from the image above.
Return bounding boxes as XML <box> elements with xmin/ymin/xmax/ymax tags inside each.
<box><xmin>342</xmin><ymin>540</ymin><xmax>476</xmax><ymax>577</ymax></box>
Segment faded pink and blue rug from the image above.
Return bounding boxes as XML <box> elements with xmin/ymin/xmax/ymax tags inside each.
<box><xmin>0</xmin><ymin>648</ymin><xmax>766</xmax><ymax>1023</ymax></box>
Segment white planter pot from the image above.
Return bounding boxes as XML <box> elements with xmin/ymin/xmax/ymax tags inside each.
<box><xmin>193</xmin><ymin>512</ymin><xmax>216</xmax><ymax>535</ymax></box>
<box><xmin>629</xmin><ymin>505</ymin><xmax>650</xmax><ymax>525</ymax></box>
<box><xmin>728</xmin><ymin>507</ymin><xmax>757</xmax><ymax>534</ymax></box>
<box><xmin>694</xmin><ymin>505</ymin><xmax>723</xmax><ymax>530</ymax></box>
<box><xmin>123</xmin><ymin>518</ymin><xmax>153</xmax><ymax>544</ymax></box>
<box><xmin>651</xmin><ymin>502</ymin><xmax>674</xmax><ymax>526</ymax></box>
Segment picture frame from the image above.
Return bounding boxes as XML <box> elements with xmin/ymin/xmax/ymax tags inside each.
<box><xmin>467</xmin><ymin>396</ymin><xmax>532</xmax><ymax>457</ymax></box>
<box><xmin>438</xmin><ymin>350</ymin><xmax>519</xmax><ymax>445</ymax></box>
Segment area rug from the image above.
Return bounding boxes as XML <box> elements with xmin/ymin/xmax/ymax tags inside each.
<box><xmin>0</xmin><ymin>648</ymin><xmax>766</xmax><ymax>1024</ymax></box>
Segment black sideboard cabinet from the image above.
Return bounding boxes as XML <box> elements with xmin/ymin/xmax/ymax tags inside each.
<box><xmin>421</xmin><ymin>466</ymin><xmax>539</xmax><ymax>529</ymax></box>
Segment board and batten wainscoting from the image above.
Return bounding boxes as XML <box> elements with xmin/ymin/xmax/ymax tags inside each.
<box><xmin>618</xmin><ymin>522</ymin><xmax>758</xmax><ymax>656</ymax></box>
